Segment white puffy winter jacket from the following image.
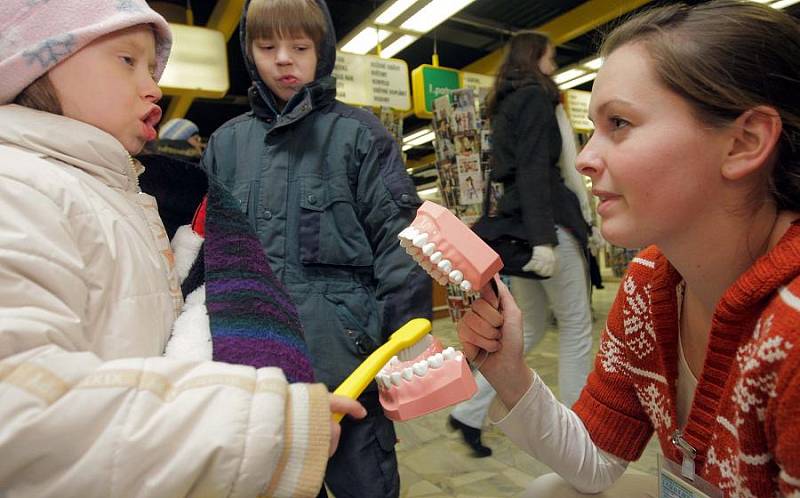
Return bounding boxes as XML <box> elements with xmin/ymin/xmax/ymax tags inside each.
<box><xmin>0</xmin><ymin>105</ymin><xmax>330</xmax><ymax>498</ymax></box>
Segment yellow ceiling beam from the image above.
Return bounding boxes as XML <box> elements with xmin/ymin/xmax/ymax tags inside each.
<box><xmin>162</xmin><ymin>0</ymin><xmax>245</xmax><ymax>124</ymax></box>
<box><xmin>207</xmin><ymin>0</ymin><xmax>247</xmax><ymax>41</ymax></box>
<box><xmin>163</xmin><ymin>95</ymin><xmax>196</xmax><ymax>128</ymax></box>
<box><xmin>462</xmin><ymin>0</ymin><xmax>653</xmax><ymax>75</ymax></box>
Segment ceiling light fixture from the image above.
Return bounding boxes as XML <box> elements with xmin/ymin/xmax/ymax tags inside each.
<box><xmin>341</xmin><ymin>27</ymin><xmax>392</xmax><ymax>54</ymax></box>
<box><xmin>417</xmin><ymin>186</ymin><xmax>439</xmax><ymax>196</ymax></box>
<box><xmin>558</xmin><ymin>72</ymin><xmax>598</xmax><ymax>90</ymax></box>
<box><xmin>400</xmin><ymin>0</ymin><xmax>477</xmax><ymax>33</ymax></box>
<box><xmin>582</xmin><ymin>57</ymin><xmax>604</xmax><ymax>71</ymax></box>
<box><xmin>405</xmin><ymin>130</ymin><xmax>437</xmax><ymax>146</ymax></box>
<box><xmin>375</xmin><ymin>0</ymin><xmax>419</xmax><ymax>24</ymax></box>
<box><xmin>771</xmin><ymin>0</ymin><xmax>800</xmax><ymax>8</ymax></box>
<box><xmin>553</xmin><ymin>68</ymin><xmax>587</xmax><ymax>85</ymax></box>
<box><xmin>403</xmin><ymin>127</ymin><xmax>432</xmax><ymax>143</ymax></box>
<box><xmin>381</xmin><ymin>35</ymin><xmax>419</xmax><ymax>58</ymax></box>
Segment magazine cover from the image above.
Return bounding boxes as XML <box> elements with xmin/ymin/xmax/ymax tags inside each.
<box><xmin>428</xmin><ymin>89</ymin><xmax>498</xmax><ymax>318</ymax></box>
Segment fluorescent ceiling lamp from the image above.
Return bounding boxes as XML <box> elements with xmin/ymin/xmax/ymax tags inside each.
<box><xmin>418</xmin><ymin>186</ymin><xmax>439</xmax><ymax>196</ymax></box>
<box><xmin>381</xmin><ymin>34</ymin><xmax>418</xmax><ymax>58</ymax></box>
<box><xmin>401</xmin><ymin>0</ymin><xmax>476</xmax><ymax>33</ymax></box>
<box><xmin>582</xmin><ymin>57</ymin><xmax>604</xmax><ymax>71</ymax></box>
<box><xmin>402</xmin><ymin>143</ymin><xmax>414</xmax><ymax>151</ymax></box>
<box><xmin>747</xmin><ymin>0</ymin><xmax>773</xmax><ymax>3</ymax></box>
<box><xmin>376</xmin><ymin>0</ymin><xmax>418</xmax><ymax>24</ymax></box>
<box><xmin>341</xmin><ymin>27</ymin><xmax>391</xmax><ymax>54</ymax></box>
<box><xmin>403</xmin><ymin>127</ymin><xmax>432</xmax><ymax>143</ymax></box>
<box><xmin>771</xmin><ymin>0</ymin><xmax>800</xmax><ymax>8</ymax></box>
<box><xmin>558</xmin><ymin>72</ymin><xmax>598</xmax><ymax>90</ymax></box>
<box><xmin>406</xmin><ymin>130</ymin><xmax>436</xmax><ymax>146</ymax></box>
<box><xmin>553</xmin><ymin>68</ymin><xmax>587</xmax><ymax>85</ymax></box>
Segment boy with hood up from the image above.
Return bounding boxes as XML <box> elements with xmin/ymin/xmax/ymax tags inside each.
<box><xmin>202</xmin><ymin>0</ymin><xmax>432</xmax><ymax>496</ymax></box>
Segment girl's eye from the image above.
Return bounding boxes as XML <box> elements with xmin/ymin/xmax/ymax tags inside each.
<box><xmin>120</xmin><ymin>55</ymin><xmax>135</xmax><ymax>66</ymax></box>
<box><xmin>295</xmin><ymin>46</ymin><xmax>308</xmax><ymax>51</ymax></box>
<box><xmin>610</xmin><ymin>117</ymin><xmax>629</xmax><ymax>130</ymax></box>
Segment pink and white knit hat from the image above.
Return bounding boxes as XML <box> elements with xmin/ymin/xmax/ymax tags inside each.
<box><xmin>0</xmin><ymin>0</ymin><xmax>172</xmax><ymax>104</ymax></box>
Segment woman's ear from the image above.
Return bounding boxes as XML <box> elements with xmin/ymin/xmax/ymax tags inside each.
<box><xmin>721</xmin><ymin>106</ymin><xmax>782</xmax><ymax>181</ymax></box>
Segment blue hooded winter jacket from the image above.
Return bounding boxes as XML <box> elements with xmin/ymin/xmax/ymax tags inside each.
<box><xmin>202</xmin><ymin>0</ymin><xmax>432</xmax><ymax>390</ymax></box>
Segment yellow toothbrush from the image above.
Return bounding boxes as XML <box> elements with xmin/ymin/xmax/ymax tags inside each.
<box><xmin>332</xmin><ymin>318</ymin><xmax>433</xmax><ymax>422</ymax></box>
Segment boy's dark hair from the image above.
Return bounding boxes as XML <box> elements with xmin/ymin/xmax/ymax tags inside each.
<box><xmin>245</xmin><ymin>0</ymin><xmax>327</xmax><ymax>59</ymax></box>
<box><xmin>486</xmin><ymin>30</ymin><xmax>559</xmax><ymax>117</ymax></box>
<box><xmin>14</xmin><ymin>74</ymin><xmax>62</xmax><ymax>115</ymax></box>
<box><xmin>602</xmin><ymin>0</ymin><xmax>800</xmax><ymax>211</ymax></box>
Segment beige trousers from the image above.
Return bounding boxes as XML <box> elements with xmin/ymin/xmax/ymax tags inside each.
<box><xmin>519</xmin><ymin>472</ymin><xmax>658</xmax><ymax>498</ymax></box>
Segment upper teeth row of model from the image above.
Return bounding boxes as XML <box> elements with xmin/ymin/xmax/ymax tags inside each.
<box><xmin>398</xmin><ymin>226</ymin><xmax>473</xmax><ymax>292</ymax></box>
<box><xmin>376</xmin><ymin>347</ymin><xmax>460</xmax><ymax>389</ymax></box>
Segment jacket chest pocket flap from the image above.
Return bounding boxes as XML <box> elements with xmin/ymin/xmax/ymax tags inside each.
<box><xmin>299</xmin><ymin>175</ymin><xmax>374</xmax><ymax>267</ymax></box>
<box><xmin>231</xmin><ymin>180</ymin><xmax>258</xmax><ymax>227</ymax></box>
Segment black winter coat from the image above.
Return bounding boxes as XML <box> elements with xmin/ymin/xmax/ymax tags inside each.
<box><xmin>476</xmin><ymin>81</ymin><xmax>588</xmax><ymax>248</ymax></box>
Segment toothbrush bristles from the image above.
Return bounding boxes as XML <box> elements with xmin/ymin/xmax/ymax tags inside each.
<box><xmin>398</xmin><ymin>333</ymin><xmax>433</xmax><ymax>362</ymax></box>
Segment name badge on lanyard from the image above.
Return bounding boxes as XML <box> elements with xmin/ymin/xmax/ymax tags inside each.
<box><xmin>658</xmin><ymin>430</ymin><xmax>723</xmax><ymax>498</ymax></box>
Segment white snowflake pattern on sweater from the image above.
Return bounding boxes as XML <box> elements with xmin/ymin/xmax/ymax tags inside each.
<box><xmin>704</xmin><ymin>313</ymin><xmax>794</xmax><ymax>497</ymax></box>
<box><xmin>732</xmin><ymin>315</ymin><xmax>792</xmax><ymax>420</ymax></box>
<box><xmin>636</xmin><ymin>382</ymin><xmax>671</xmax><ymax>432</ymax></box>
<box><xmin>598</xmin><ymin>325</ymin><xmax>627</xmax><ymax>375</ymax></box>
<box><xmin>622</xmin><ymin>275</ymin><xmax>656</xmax><ymax>359</ymax></box>
<box><xmin>706</xmin><ymin>444</ymin><xmax>760</xmax><ymax>498</ymax></box>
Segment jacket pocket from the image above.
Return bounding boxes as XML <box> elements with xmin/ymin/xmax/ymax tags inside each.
<box><xmin>323</xmin><ymin>291</ymin><xmax>380</xmax><ymax>358</ymax></box>
<box><xmin>292</xmin><ymin>286</ymin><xmax>381</xmax><ymax>388</ymax></box>
<box><xmin>298</xmin><ymin>175</ymin><xmax>374</xmax><ymax>267</ymax></box>
<box><xmin>231</xmin><ymin>180</ymin><xmax>258</xmax><ymax>227</ymax></box>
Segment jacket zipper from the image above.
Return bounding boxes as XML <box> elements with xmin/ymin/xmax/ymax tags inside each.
<box><xmin>126</xmin><ymin>153</ymin><xmax>142</xmax><ymax>193</ymax></box>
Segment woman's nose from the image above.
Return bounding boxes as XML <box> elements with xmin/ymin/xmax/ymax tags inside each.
<box><xmin>576</xmin><ymin>140</ymin><xmax>603</xmax><ymax>179</ymax></box>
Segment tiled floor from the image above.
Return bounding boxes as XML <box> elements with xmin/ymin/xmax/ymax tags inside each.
<box><xmin>392</xmin><ymin>279</ymin><xmax>661</xmax><ymax>497</ymax></box>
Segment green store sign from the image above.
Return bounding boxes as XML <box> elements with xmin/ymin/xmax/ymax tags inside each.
<box><xmin>411</xmin><ymin>65</ymin><xmax>463</xmax><ymax>119</ymax></box>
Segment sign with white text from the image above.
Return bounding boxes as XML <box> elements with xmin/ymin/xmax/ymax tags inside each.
<box><xmin>564</xmin><ymin>89</ymin><xmax>594</xmax><ymax>132</ymax></box>
<box><xmin>333</xmin><ymin>52</ymin><xmax>411</xmax><ymax>111</ymax></box>
<box><xmin>461</xmin><ymin>71</ymin><xmax>494</xmax><ymax>93</ymax></box>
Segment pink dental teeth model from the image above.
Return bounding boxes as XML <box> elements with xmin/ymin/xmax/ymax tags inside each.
<box><xmin>377</xmin><ymin>200</ymin><xmax>503</xmax><ymax>421</ymax></box>
<box><xmin>398</xmin><ymin>201</ymin><xmax>503</xmax><ymax>295</ymax></box>
<box><xmin>377</xmin><ymin>336</ymin><xmax>477</xmax><ymax>421</ymax></box>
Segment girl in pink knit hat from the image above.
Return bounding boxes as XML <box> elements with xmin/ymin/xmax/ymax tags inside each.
<box><xmin>0</xmin><ymin>2</ymin><xmax>363</xmax><ymax>497</ymax></box>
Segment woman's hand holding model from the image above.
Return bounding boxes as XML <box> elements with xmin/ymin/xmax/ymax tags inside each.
<box><xmin>457</xmin><ymin>278</ymin><xmax>533</xmax><ymax>411</ymax></box>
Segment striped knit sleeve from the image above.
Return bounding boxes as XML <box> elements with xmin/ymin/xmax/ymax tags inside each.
<box><xmin>766</xmin><ymin>281</ymin><xmax>800</xmax><ymax>497</ymax></box>
<box><xmin>256</xmin><ymin>382</ymin><xmax>331</xmax><ymax>498</ymax></box>
<box><xmin>572</xmin><ymin>253</ymin><xmax>658</xmax><ymax>462</ymax></box>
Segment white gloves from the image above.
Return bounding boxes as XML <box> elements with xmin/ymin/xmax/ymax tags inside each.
<box><xmin>522</xmin><ymin>244</ymin><xmax>558</xmax><ymax>277</ymax></box>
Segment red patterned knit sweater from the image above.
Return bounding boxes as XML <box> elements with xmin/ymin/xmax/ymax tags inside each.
<box><xmin>573</xmin><ymin>222</ymin><xmax>800</xmax><ymax>497</ymax></box>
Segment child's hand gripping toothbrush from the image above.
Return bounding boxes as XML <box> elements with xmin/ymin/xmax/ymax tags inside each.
<box><xmin>332</xmin><ymin>318</ymin><xmax>433</xmax><ymax>422</ymax></box>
